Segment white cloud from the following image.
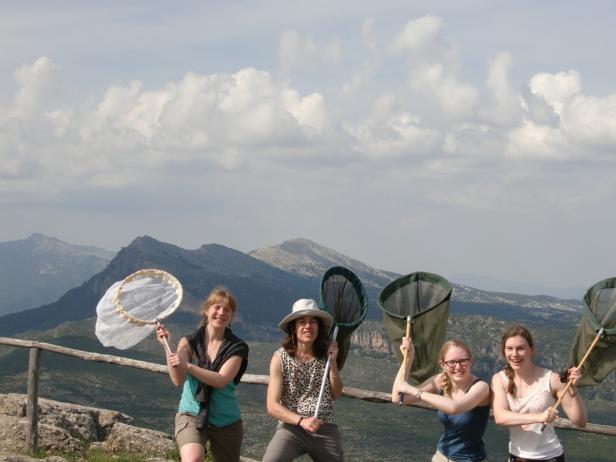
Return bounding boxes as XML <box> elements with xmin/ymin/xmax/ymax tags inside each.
<box><xmin>506</xmin><ymin>119</ymin><xmax>565</xmax><ymax>159</ymax></box>
<box><xmin>561</xmin><ymin>93</ymin><xmax>616</xmax><ymax>150</ymax></box>
<box><xmin>529</xmin><ymin>70</ymin><xmax>581</xmax><ymax>117</ymax></box>
<box><xmin>410</xmin><ymin>63</ymin><xmax>479</xmax><ymax>120</ymax></box>
<box><xmin>510</xmin><ymin>70</ymin><xmax>616</xmax><ymax>158</ymax></box>
<box><xmin>3</xmin><ymin>20</ymin><xmax>616</xmax><ymax>207</ymax></box>
<box><xmin>279</xmin><ymin>29</ymin><xmax>342</xmax><ymax>72</ymax></box>
<box><xmin>347</xmin><ymin>110</ymin><xmax>441</xmax><ymax>160</ymax></box>
<box><xmin>389</xmin><ymin>15</ymin><xmax>442</xmax><ymax>54</ymax></box>
<box><xmin>12</xmin><ymin>57</ymin><xmax>60</xmax><ymax>119</ymax></box>
<box><xmin>342</xmin><ymin>18</ymin><xmax>380</xmax><ymax>95</ymax></box>
<box><xmin>1</xmin><ymin>59</ymin><xmax>335</xmax><ymax>192</ymax></box>
<box><xmin>482</xmin><ymin>52</ymin><xmax>523</xmax><ymax>127</ymax></box>
<box><xmin>89</xmin><ymin>67</ymin><xmax>330</xmax><ymax>156</ymax></box>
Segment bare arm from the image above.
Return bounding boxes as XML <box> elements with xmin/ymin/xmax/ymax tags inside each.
<box><xmin>165</xmin><ymin>336</ymin><xmax>242</xmax><ymax>389</ymax></box>
<box><xmin>392</xmin><ymin>337</ymin><xmax>438</xmax><ymax>405</ymax></box>
<box><xmin>402</xmin><ymin>379</ymin><xmax>490</xmax><ymax>415</ymax></box>
<box><xmin>491</xmin><ymin>372</ymin><xmax>558</xmax><ymax>427</ymax></box>
<box><xmin>266</xmin><ymin>352</ymin><xmax>322</xmax><ymax>433</ymax></box>
<box><xmin>156</xmin><ymin>324</ymin><xmax>187</xmax><ymax>387</ymax></box>
<box><xmin>554</xmin><ymin>368</ymin><xmax>587</xmax><ymax>428</ymax></box>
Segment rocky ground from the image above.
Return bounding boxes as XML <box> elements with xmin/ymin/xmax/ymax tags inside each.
<box><xmin>0</xmin><ymin>393</ymin><xmax>257</xmax><ymax>462</ymax></box>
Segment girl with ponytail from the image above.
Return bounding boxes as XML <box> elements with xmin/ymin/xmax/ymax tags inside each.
<box><xmin>491</xmin><ymin>325</ymin><xmax>587</xmax><ymax>462</ymax></box>
<box><xmin>393</xmin><ymin>339</ymin><xmax>491</xmax><ymax>462</ymax></box>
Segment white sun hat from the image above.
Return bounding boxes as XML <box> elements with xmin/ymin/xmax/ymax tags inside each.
<box><xmin>278</xmin><ymin>298</ymin><xmax>334</xmax><ymax>333</ymax></box>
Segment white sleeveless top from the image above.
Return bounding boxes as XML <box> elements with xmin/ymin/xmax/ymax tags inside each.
<box><xmin>502</xmin><ymin>368</ymin><xmax>563</xmax><ymax>459</ymax></box>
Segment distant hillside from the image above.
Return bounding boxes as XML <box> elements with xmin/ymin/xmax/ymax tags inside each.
<box><xmin>249</xmin><ymin>237</ymin><xmax>584</xmax><ymax>321</ymax></box>
<box><xmin>0</xmin><ymin>235</ymin><xmax>317</xmax><ymax>338</ymax></box>
<box><xmin>250</xmin><ymin>238</ymin><xmax>396</xmax><ymax>287</ymax></box>
<box><xmin>0</xmin><ymin>235</ymin><xmax>586</xmax><ymax>338</ymax></box>
<box><xmin>0</xmin><ymin>233</ymin><xmax>115</xmax><ymax>316</ymax></box>
<box><xmin>250</xmin><ymin>238</ymin><xmax>397</xmax><ymax>318</ymax></box>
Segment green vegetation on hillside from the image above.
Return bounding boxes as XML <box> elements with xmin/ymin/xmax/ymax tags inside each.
<box><xmin>1</xmin><ymin>312</ymin><xmax>615</xmax><ymax>461</ymax></box>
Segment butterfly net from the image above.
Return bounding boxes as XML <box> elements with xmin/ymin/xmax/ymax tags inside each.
<box><xmin>319</xmin><ymin>266</ymin><xmax>368</xmax><ymax>371</ymax></box>
<box><xmin>568</xmin><ymin>277</ymin><xmax>616</xmax><ymax>387</ymax></box>
<box><xmin>95</xmin><ymin>269</ymin><xmax>183</xmax><ymax>350</ymax></box>
<box><xmin>378</xmin><ymin>271</ymin><xmax>452</xmax><ymax>384</ymax></box>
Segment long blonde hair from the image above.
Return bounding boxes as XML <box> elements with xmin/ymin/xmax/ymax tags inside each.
<box><xmin>439</xmin><ymin>340</ymin><xmax>473</xmax><ymax>397</ymax></box>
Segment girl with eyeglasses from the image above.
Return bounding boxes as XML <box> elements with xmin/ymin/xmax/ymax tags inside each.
<box><xmin>491</xmin><ymin>325</ymin><xmax>587</xmax><ymax>462</ymax></box>
<box><xmin>392</xmin><ymin>339</ymin><xmax>491</xmax><ymax>462</ymax></box>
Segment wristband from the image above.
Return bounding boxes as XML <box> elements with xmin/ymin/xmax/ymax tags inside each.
<box><xmin>297</xmin><ymin>416</ymin><xmax>304</xmax><ymax>426</ymax></box>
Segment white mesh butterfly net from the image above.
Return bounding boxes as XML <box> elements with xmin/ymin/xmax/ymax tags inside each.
<box><xmin>95</xmin><ymin>269</ymin><xmax>183</xmax><ymax>350</ymax></box>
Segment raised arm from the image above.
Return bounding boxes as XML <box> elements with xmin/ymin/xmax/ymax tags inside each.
<box><xmin>411</xmin><ymin>379</ymin><xmax>490</xmax><ymax>415</ymax></box>
<box><xmin>164</xmin><ymin>336</ymin><xmax>242</xmax><ymax>389</ymax></box>
<box><xmin>156</xmin><ymin>324</ymin><xmax>188</xmax><ymax>387</ymax></box>
<box><xmin>491</xmin><ymin>372</ymin><xmax>558</xmax><ymax>427</ymax></box>
<box><xmin>553</xmin><ymin>368</ymin><xmax>587</xmax><ymax>428</ymax></box>
<box><xmin>392</xmin><ymin>337</ymin><xmax>438</xmax><ymax>405</ymax></box>
<box><xmin>266</xmin><ymin>352</ymin><xmax>321</xmax><ymax>433</ymax></box>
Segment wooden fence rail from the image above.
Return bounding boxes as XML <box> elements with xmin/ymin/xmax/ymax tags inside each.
<box><xmin>1</xmin><ymin>336</ymin><xmax>615</xmax><ymax>456</ymax></box>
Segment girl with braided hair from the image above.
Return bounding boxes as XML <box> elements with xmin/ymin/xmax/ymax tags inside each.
<box><xmin>491</xmin><ymin>325</ymin><xmax>587</xmax><ymax>462</ymax></box>
<box><xmin>392</xmin><ymin>338</ymin><xmax>491</xmax><ymax>462</ymax></box>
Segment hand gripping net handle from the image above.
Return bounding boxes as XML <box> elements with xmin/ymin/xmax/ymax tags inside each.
<box><xmin>113</xmin><ymin>268</ymin><xmax>183</xmax><ymax>326</ymax></box>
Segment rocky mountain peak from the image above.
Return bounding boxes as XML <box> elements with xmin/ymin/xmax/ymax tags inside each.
<box><xmin>0</xmin><ymin>234</ymin><xmax>115</xmax><ymax>316</ymax></box>
<box><xmin>249</xmin><ymin>237</ymin><xmax>394</xmax><ymax>289</ymax></box>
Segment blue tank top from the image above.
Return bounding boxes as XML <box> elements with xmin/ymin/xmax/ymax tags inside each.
<box><xmin>436</xmin><ymin>381</ymin><xmax>490</xmax><ymax>461</ymax></box>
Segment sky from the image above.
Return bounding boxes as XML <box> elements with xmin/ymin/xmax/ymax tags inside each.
<box><xmin>1</xmin><ymin>1</ymin><xmax>615</xmax><ymax>297</ymax></box>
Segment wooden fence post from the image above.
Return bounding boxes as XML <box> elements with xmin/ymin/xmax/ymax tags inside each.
<box><xmin>26</xmin><ymin>347</ymin><xmax>41</xmax><ymax>455</ymax></box>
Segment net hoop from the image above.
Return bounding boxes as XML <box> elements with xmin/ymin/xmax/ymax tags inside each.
<box><xmin>113</xmin><ymin>268</ymin><xmax>183</xmax><ymax>326</ymax></box>
<box><xmin>319</xmin><ymin>266</ymin><xmax>368</xmax><ymax>328</ymax></box>
<box><xmin>377</xmin><ymin>271</ymin><xmax>452</xmax><ymax>320</ymax></box>
<box><xmin>581</xmin><ymin>277</ymin><xmax>616</xmax><ymax>335</ymax></box>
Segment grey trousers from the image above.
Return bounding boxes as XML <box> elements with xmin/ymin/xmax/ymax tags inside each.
<box><xmin>262</xmin><ymin>422</ymin><xmax>344</xmax><ymax>462</ymax></box>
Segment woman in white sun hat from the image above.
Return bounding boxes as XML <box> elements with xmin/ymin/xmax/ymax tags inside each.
<box><xmin>262</xmin><ymin>299</ymin><xmax>344</xmax><ymax>462</ymax></box>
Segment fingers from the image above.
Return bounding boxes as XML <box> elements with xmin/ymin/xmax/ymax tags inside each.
<box><xmin>542</xmin><ymin>407</ymin><xmax>559</xmax><ymax>423</ymax></box>
<box><xmin>167</xmin><ymin>352</ymin><xmax>184</xmax><ymax>368</ymax></box>
<box><xmin>400</xmin><ymin>337</ymin><xmax>413</xmax><ymax>350</ymax></box>
<box><xmin>301</xmin><ymin>417</ymin><xmax>322</xmax><ymax>433</ymax></box>
<box><xmin>568</xmin><ymin>367</ymin><xmax>582</xmax><ymax>384</ymax></box>
<box><xmin>155</xmin><ymin>324</ymin><xmax>167</xmax><ymax>337</ymax></box>
<box><xmin>155</xmin><ymin>324</ymin><xmax>172</xmax><ymax>345</ymax></box>
<box><xmin>400</xmin><ymin>337</ymin><xmax>415</xmax><ymax>362</ymax></box>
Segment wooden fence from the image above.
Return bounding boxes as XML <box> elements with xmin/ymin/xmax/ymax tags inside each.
<box><xmin>0</xmin><ymin>336</ymin><xmax>615</xmax><ymax>456</ymax></box>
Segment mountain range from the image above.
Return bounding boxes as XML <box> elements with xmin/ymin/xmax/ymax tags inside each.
<box><xmin>0</xmin><ymin>233</ymin><xmax>613</xmax><ymax>461</ymax></box>
<box><xmin>0</xmin><ymin>234</ymin><xmax>585</xmax><ymax>339</ymax></box>
<box><xmin>0</xmin><ymin>234</ymin><xmax>114</xmax><ymax>317</ymax></box>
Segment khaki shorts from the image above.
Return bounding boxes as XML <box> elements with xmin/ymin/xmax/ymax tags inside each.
<box><xmin>175</xmin><ymin>413</ymin><xmax>243</xmax><ymax>462</ymax></box>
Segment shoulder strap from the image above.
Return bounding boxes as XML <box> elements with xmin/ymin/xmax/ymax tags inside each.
<box><xmin>464</xmin><ymin>378</ymin><xmax>482</xmax><ymax>393</ymax></box>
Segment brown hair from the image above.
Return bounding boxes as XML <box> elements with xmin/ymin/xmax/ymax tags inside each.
<box><xmin>281</xmin><ymin>317</ymin><xmax>329</xmax><ymax>359</ymax></box>
<box><xmin>439</xmin><ymin>340</ymin><xmax>473</xmax><ymax>397</ymax></box>
<box><xmin>200</xmin><ymin>286</ymin><xmax>237</xmax><ymax>327</ymax></box>
<box><xmin>501</xmin><ymin>325</ymin><xmax>535</xmax><ymax>397</ymax></box>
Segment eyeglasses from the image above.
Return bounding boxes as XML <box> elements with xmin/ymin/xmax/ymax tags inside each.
<box><xmin>442</xmin><ymin>358</ymin><xmax>470</xmax><ymax>368</ymax></box>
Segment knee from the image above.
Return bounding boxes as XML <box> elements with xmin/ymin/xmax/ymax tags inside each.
<box><xmin>179</xmin><ymin>444</ymin><xmax>204</xmax><ymax>462</ymax></box>
<box><xmin>181</xmin><ymin>454</ymin><xmax>202</xmax><ymax>462</ymax></box>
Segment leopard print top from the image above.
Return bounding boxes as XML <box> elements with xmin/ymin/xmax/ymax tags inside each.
<box><xmin>278</xmin><ymin>347</ymin><xmax>335</xmax><ymax>423</ymax></box>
